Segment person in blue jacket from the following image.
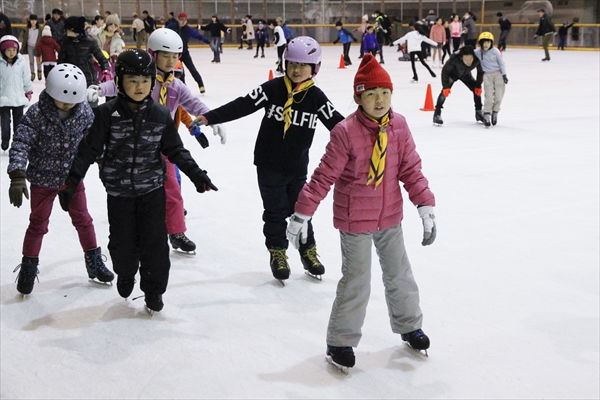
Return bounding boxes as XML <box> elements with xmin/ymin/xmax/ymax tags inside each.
<box><xmin>166</xmin><ymin>11</ymin><xmax>211</xmax><ymax>93</ymax></box>
<box><xmin>333</xmin><ymin>21</ymin><xmax>358</xmax><ymax>66</ymax></box>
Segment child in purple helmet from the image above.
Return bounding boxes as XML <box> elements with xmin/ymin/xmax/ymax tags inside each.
<box><xmin>192</xmin><ymin>36</ymin><xmax>344</xmax><ymax>284</ymax></box>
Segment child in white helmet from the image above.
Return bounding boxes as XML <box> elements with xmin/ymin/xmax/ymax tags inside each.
<box><xmin>7</xmin><ymin>63</ymin><xmax>113</xmax><ymax>296</ymax></box>
<box><xmin>474</xmin><ymin>32</ymin><xmax>508</xmax><ymax>127</ymax></box>
<box><xmin>0</xmin><ymin>35</ymin><xmax>33</xmax><ymax>150</ymax></box>
<box><xmin>192</xmin><ymin>36</ymin><xmax>344</xmax><ymax>284</ymax></box>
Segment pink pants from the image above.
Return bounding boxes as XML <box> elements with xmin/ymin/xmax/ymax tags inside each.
<box><xmin>23</xmin><ymin>183</ymin><xmax>97</xmax><ymax>257</ymax></box>
<box><xmin>163</xmin><ymin>156</ymin><xmax>187</xmax><ymax>235</ymax></box>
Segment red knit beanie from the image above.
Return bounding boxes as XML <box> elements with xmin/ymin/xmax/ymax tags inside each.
<box><xmin>178</xmin><ymin>12</ymin><xmax>188</xmax><ymax>20</ymax></box>
<box><xmin>353</xmin><ymin>54</ymin><xmax>393</xmax><ymax>95</ymax></box>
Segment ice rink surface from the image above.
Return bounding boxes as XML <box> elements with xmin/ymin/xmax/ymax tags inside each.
<box><xmin>1</xmin><ymin>45</ymin><xmax>598</xmax><ymax>399</ymax></box>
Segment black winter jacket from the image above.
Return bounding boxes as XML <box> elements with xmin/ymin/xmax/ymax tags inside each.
<box><xmin>58</xmin><ymin>33</ymin><xmax>108</xmax><ymax>86</ymax></box>
<box><xmin>200</xmin><ymin>20</ymin><xmax>229</xmax><ymax>38</ymax></box>
<box><xmin>536</xmin><ymin>13</ymin><xmax>556</xmax><ymax>36</ymax></box>
<box><xmin>203</xmin><ymin>77</ymin><xmax>344</xmax><ymax>175</ymax></box>
<box><xmin>69</xmin><ymin>96</ymin><xmax>207</xmax><ymax>197</ymax></box>
<box><xmin>441</xmin><ymin>54</ymin><xmax>484</xmax><ymax>89</ymax></box>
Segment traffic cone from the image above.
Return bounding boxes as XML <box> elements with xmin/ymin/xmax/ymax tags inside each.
<box><xmin>420</xmin><ymin>84</ymin><xmax>436</xmax><ymax>111</ymax></box>
<box><xmin>338</xmin><ymin>54</ymin><xmax>346</xmax><ymax>69</ymax></box>
<box><xmin>268</xmin><ymin>70</ymin><xmax>274</xmax><ymax>80</ymax></box>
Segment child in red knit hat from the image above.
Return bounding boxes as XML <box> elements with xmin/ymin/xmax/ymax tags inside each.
<box><xmin>287</xmin><ymin>53</ymin><xmax>437</xmax><ymax>372</ymax></box>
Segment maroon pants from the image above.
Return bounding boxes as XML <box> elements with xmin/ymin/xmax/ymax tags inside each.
<box><xmin>22</xmin><ymin>183</ymin><xmax>98</xmax><ymax>257</ymax></box>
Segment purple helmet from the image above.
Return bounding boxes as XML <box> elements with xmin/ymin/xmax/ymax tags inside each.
<box><xmin>284</xmin><ymin>36</ymin><xmax>322</xmax><ymax>76</ymax></box>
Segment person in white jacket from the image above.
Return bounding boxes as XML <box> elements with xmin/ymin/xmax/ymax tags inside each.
<box><xmin>393</xmin><ymin>22</ymin><xmax>439</xmax><ymax>83</ymax></box>
<box><xmin>0</xmin><ymin>35</ymin><xmax>33</xmax><ymax>150</ymax></box>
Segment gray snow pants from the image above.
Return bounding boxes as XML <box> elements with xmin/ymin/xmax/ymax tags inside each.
<box><xmin>327</xmin><ymin>224</ymin><xmax>423</xmax><ymax>347</ymax></box>
<box><xmin>483</xmin><ymin>72</ymin><xmax>506</xmax><ymax>113</ymax></box>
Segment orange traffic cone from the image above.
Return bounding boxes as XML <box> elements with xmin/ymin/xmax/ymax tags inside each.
<box><xmin>420</xmin><ymin>83</ymin><xmax>436</xmax><ymax>111</ymax></box>
<box><xmin>268</xmin><ymin>70</ymin><xmax>274</xmax><ymax>80</ymax></box>
<box><xmin>338</xmin><ymin>54</ymin><xmax>346</xmax><ymax>69</ymax></box>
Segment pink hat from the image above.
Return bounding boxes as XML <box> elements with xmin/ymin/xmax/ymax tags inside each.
<box><xmin>178</xmin><ymin>12</ymin><xmax>188</xmax><ymax>20</ymax></box>
<box><xmin>0</xmin><ymin>39</ymin><xmax>19</xmax><ymax>51</ymax></box>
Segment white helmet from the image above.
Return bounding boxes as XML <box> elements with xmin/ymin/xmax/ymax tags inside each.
<box><xmin>46</xmin><ymin>63</ymin><xmax>87</xmax><ymax>103</ymax></box>
<box><xmin>147</xmin><ymin>28</ymin><xmax>183</xmax><ymax>58</ymax></box>
<box><xmin>0</xmin><ymin>35</ymin><xmax>20</xmax><ymax>52</ymax></box>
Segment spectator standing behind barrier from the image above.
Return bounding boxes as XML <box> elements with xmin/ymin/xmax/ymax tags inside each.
<box><xmin>131</xmin><ymin>13</ymin><xmax>145</xmax><ymax>48</ymax></box>
<box><xmin>0</xmin><ymin>8</ymin><xmax>12</xmax><ymax>37</ymax></box>
<box><xmin>496</xmin><ymin>12</ymin><xmax>511</xmax><ymax>51</ymax></box>
<box><xmin>557</xmin><ymin>20</ymin><xmax>574</xmax><ymax>50</ymax></box>
<box><xmin>534</xmin><ymin>9</ymin><xmax>556</xmax><ymax>61</ymax></box>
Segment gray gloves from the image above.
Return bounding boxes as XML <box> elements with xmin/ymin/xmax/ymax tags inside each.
<box><xmin>418</xmin><ymin>205</ymin><xmax>437</xmax><ymax>246</ymax></box>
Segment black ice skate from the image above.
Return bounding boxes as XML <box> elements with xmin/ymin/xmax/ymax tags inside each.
<box><xmin>492</xmin><ymin>111</ymin><xmax>498</xmax><ymax>126</ymax></box>
<box><xmin>433</xmin><ymin>113</ymin><xmax>443</xmax><ymax>126</ymax></box>
<box><xmin>483</xmin><ymin>112</ymin><xmax>492</xmax><ymax>128</ymax></box>
<box><xmin>268</xmin><ymin>248</ymin><xmax>290</xmax><ymax>285</ymax></box>
<box><xmin>1</xmin><ymin>140</ymin><xmax>8</xmax><ymax>151</ymax></box>
<box><xmin>13</xmin><ymin>256</ymin><xmax>39</xmax><ymax>295</ymax></box>
<box><xmin>84</xmin><ymin>247</ymin><xmax>114</xmax><ymax>284</ymax></box>
<box><xmin>401</xmin><ymin>329</ymin><xmax>430</xmax><ymax>356</ymax></box>
<box><xmin>169</xmin><ymin>232</ymin><xmax>196</xmax><ymax>254</ymax></box>
<box><xmin>300</xmin><ymin>245</ymin><xmax>325</xmax><ymax>280</ymax></box>
<box><xmin>117</xmin><ymin>275</ymin><xmax>136</xmax><ymax>298</ymax></box>
<box><xmin>326</xmin><ymin>345</ymin><xmax>355</xmax><ymax>374</ymax></box>
<box><xmin>475</xmin><ymin>110</ymin><xmax>485</xmax><ymax>124</ymax></box>
<box><xmin>144</xmin><ymin>293</ymin><xmax>164</xmax><ymax>316</ymax></box>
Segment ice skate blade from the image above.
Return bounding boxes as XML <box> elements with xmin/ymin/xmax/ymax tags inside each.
<box><xmin>326</xmin><ymin>356</ymin><xmax>350</xmax><ymax>375</ymax></box>
<box><xmin>171</xmin><ymin>248</ymin><xmax>196</xmax><ymax>256</ymax></box>
<box><xmin>145</xmin><ymin>305</ymin><xmax>155</xmax><ymax>316</ymax></box>
<box><xmin>276</xmin><ymin>279</ymin><xmax>287</xmax><ymax>287</ymax></box>
<box><xmin>304</xmin><ymin>271</ymin><xmax>323</xmax><ymax>281</ymax></box>
<box><xmin>405</xmin><ymin>343</ymin><xmax>429</xmax><ymax>357</ymax></box>
<box><xmin>433</xmin><ymin>123</ymin><xmax>443</xmax><ymax>127</ymax></box>
<box><xmin>88</xmin><ymin>277</ymin><xmax>113</xmax><ymax>286</ymax></box>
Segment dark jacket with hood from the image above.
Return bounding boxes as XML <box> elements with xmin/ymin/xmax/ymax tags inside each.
<box><xmin>58</xmin><ymin>32</ymin><xmax>109</xmax><ymax>86</ymax></box>
<box><xmin>441</xmin><ymin>48</ymin><xmax>483</xmax><ymax>89</ymax></box>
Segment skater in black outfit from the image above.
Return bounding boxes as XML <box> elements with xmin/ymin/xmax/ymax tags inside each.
<box><xmin>432</xmin><ymin>46</ymin><xmax>484</xmax><ymax>126</ymax></box>
<box><xmin>200</xmin><ymin>14</ymin><xmax>230</xmax><ymax>63</ymax></box>
<box><xmin>60</xmin><ymin>50</ymin><xmax>217</xmax><ymax>313</ymax></box>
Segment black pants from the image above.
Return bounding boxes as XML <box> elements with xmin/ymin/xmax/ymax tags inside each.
<box><xmin>43</xmin><ymin>64</ymin><xmax>55</xmax><ymax>79</ymax></box>
<box><xmin>498</xmin><ymin>30</ymin><xmax>510</xmax><ymax>51</ymax></box>
<box><xmin>180</xmin><ymin>50</ymin><xmax>204</xmax><ymax>88</ymax></box>
<box><xmin>435</xmin><ymin>77</ymin><xmax>482</xmax><ymax>115</ymax></box>
<box><xmin>107</xmin><ymin>188</ymin><xmax>170</xmax><ymax>295</ymax></box>
<box><xmin>257</xmin><ymin>166</ymin><xmax>315</xmax><ymax>251</ymax></box>
<box><xmin>342</xmin><ymin>42</ymin><xmax>351</xmax><ymax>64</ymax></box>
<box><xmin>276</xmin><ymin>45</ymin><xmax>286</xmax><ymax>72</ymax></box>
<box><xmin>451</xmin><ymin>37</ymin><xmax>461</xmax><ymax>52</ymax></box>
<box><xmin>442</xmin><ymin>42</ymin><xmax>450</xmax><ymax>62</ymax></box>
<box><xmin>0</xmin><ymin>105</ymin><xmax>23</xmax><ymax>144</ymax></box>
<box><xmin>409</xmin><ymin>51</ymin><xmax>434</xmax><ymax>81</ymax></box>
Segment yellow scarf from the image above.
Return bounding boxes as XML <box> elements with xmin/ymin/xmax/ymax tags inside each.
<box><xmin>365</xmin><ymin>112</ymin><xmax>390</xmax><ymax>188</ymax></box>
<box><xmin>155</xmin><ymin>72</ymin><xmax>174</xmax><ymax>105</ymax></box>
<box><xmin>282</xmin><ymin>75</ymin><xmax>314</xmax><ymax>135</ymax></box>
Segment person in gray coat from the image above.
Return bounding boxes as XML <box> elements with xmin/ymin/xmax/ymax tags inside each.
<box><xmin>462</xmin><ymin>11</ymin><xmax>477</xmax><ymax>47</ymax></box>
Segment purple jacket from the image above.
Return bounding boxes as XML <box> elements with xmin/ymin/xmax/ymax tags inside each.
<box><xmin>99</xmin><ymin>71</ymin><xmax>210</xmax><ymax>117</ymax></box>
<box><xmin>363</xmin><ymin>32</ymin><xmax>380</xmax><ymax>52</ymax></box>
<box><xmin>295</xmin><ymin>108</ymin><xmax>435</xmax><ymax>234</ymax></box>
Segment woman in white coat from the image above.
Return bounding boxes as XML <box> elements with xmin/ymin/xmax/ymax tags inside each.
<box><xmin>393</xmin><ymin>22</ymin><xmax>439</xmax><ymax>83</ymax></box>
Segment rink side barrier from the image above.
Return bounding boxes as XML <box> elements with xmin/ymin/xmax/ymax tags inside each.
<box><xmin>10</xmin><ymin>23</ymin><xmax>600</xmax><ymax>51</ymax></box>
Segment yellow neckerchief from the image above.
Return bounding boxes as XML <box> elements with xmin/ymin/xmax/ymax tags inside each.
<box><xmin>155</xmin><ymin>71</ymin><xmax>174</xmax><ymax>105</ymax></box>
<box><xmin>365</xmin><ymin>112</ymin><xmax>390</xmax><ymax>188</ymax></box>
<box><xmin>104</xmin><ymin>30</ymin><xmax>115</xmax><ymax>38</ymax></box>
<box><xmin>282</xmin><ymin>75</ymin><xmax>314</xmax><ymax>135</ymax></box>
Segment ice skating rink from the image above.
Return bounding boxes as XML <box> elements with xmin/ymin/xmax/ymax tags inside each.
<box><xmin>1</xmin><ymin>45</ymin><xmax>598</xmax><ymax>399</ymax></box>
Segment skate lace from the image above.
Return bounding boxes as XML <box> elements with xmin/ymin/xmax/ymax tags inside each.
<box><xmin>172</xmin><ymin>233</ymin><xmax>192</xmax><ymax>244</ymax></box>
<box><xmin>303</xmin><ymin>246</ymin><xmax>322</xmax><ymax>266</ymax></box>
<box><xmin>88</xmin><ymin>252</ymin><xmax>108</xmax><ymax>272</ymax></box>
<box><xmin>13</xmin><ymin>263</ymin><xmax>40</xmax><ymax>283</ymax></box>
<box><xmin>269</xmin><ymin>249</ymin><xmax>289</xmax><ymax>271</ymax></box>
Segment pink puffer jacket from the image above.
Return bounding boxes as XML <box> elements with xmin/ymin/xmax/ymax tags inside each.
<box><xmin>295</xmin><ymin>108</ymin><xmax>435</xmax><ymax>234</ymax></box>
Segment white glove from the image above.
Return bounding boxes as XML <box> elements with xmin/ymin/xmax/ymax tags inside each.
<box><xmin>286</xmin><ymin>212</ymin><xmax>310</xmax><ymax>249</ymax></box>
<box><xmin>86</xmin><ymin>85</ymin><xmax>100</xmax><ymax>103</ymax></box>
<box><xmin>417</xmin><ymin>206</ymin><xmax>436</xmax><ymax>246</ymax></box>
<box><xmin>211</xmin><ymin>124</ymin><xmax>226</xmax><ymax>145</ymax></box>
